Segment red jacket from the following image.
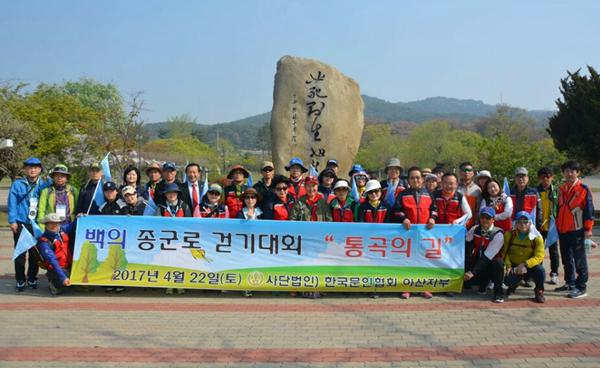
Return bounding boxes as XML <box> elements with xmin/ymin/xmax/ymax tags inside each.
<box><xmin>288</xmin><ymin>179</ymin><xmax>306</xmax><ymax>201</ymax></box>
<box><xmin>224</xmin><ymin>184</ymin><xmax>247</xmax><ymax>218</ymax></box>
<box><xmin>330</xmin><ymin>197</ymin><xmax>357</xmax><ymax>222</ymax></box>
<box><xmin>356</xmin><ymin>201</ymin><xmax>391</xmax><ymax>223</ymax></box>
<box><xmin>556</xmin><ymin>180</ymin><xmax>595</xmax><ymax>233</ymax></box>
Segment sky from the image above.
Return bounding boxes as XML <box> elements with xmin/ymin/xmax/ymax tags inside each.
<box><xmin>1</xmin><ymin>0</ymin><xmax>599</xmax><ymax>124</ymax></box>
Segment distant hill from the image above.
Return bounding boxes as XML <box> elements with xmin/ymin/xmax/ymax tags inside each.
<box><xmin>144</xmin><ymin>96</ymin><xmax>555</xmax><ymax>149</ymax></box>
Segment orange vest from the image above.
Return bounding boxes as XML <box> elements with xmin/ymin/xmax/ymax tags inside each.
<box><xmin>39</xmin><ymin>232</ymin><xmax>71</xmax><ymax>270</ymax></box>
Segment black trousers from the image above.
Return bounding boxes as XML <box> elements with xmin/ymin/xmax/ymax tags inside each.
<box><xmin>540</xmin><ymin>230</ymin><xmax>560</xmax><ymax>275</ymax></box>
<box><xmin>13</xmin><ymin>222</ymin><xmax>39</xmax><ymax>283</ymax></box>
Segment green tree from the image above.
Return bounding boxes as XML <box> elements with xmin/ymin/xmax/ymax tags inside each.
<box><xmin>548</xmin><ymin>66</ymin><xmax>600</xmax><ymax>168</ymax></box>
<box><xmin>142</xmin><ymin>137</ymin><xmax>219</xmax><ymax>171</ymax></box>
<box><xmin>72</xmin><ymin>242</ymin><xmax>101</xmax><ymax>283</ymax></box>
<box><xmin>355</xmin><ymin>124</ymin><xmax>404</xmax><ymax>171</ymax></box>
<box><xmin>98</xmin><ymin>245</ymin><xmax>128</xmax><ymax>275</ymax></box>
<box><xmin>473</xmin><ymin>104</ymin><xmax>542</xmax><ymax>142</ymax></box>
<box><xmin>159</xmin><ymin>114</ymin><xmax>197</xmax><ymax>138</ymax></box>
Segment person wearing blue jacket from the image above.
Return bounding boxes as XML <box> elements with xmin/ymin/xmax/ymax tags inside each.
<box><xmin>7</xmin><ymin>157</ymin><xmax>52</xmax><ymax>292</ymax></box>
<box><xmin>36</xmin><ymin>213</ymin><xmax>77</xmax><ymax>295</ymax></box>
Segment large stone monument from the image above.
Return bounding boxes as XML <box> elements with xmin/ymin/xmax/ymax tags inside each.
<box><xmin>270</xmin><ymin>55</ymin><xmax>364</xmax><ymax>176</ymax></box>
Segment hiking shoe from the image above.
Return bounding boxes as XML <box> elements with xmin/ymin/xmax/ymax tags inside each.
<box><xmin>27</xmin><ymin>279</ymin><xmax>38</xmax><ymax>289</ymax></box>
<box><xmin>554</xmin><ymin>284</ymin><xmax>574</xmax><ymax>292</ymax></box>
<box><xmin>175</xmin><ymin>288</ymin><xmax>185</xmax><ymax>295</ymax></box>
<box><xmin>400</xmin><ymin>292</ymin><xmax>411</xmax><ymax>299</ymax></box>
<box><xmin>549</xmin><ymin>274</ymin><xmax>559</xmax><ymax>285</ymax></box>
<box><xmin>487</xmin><ymin>281</ymin><xmax>494</xmax><ymax>291</ymax></box>
<box><xmin>16</xmin><ymin>281</ymin><xmax>26</xmax><ymax>292</ymax></box>
<box><xmin>505</xmin><ymin>285</ymin><xmax>517</xmax><ymax>299</ymax></box>
<box><xmin>568</xmin><ymin>289</ymin><xmax>587</xmax><ymax>299</ymax></box>
<box><xmin>114</xmin><ymin>287</ymin><xmax>125</xmax><ymax>293</ymax></box>
<box><xmin>165</xmin><ymin>288</ymin><xmax>174</xmax><ymax>295</ymax></box>
<box><xmin>422</xmin><ymin>291</ymin><xmax>433</xmax><ymax>299</ymax></box>
<box><xmin>48</xmin><ymin>283</ymin><xmax>63</xmax><ymax>296</ymax></box>
<box><xmin>477</xmin><ymin>287</ymin><xmax>487</xmax><ymax>295</ymax></box>
<box><xmin>105</xmin><ymin>287</ymin><xmax>115</xmax><ymax>293</ymax></box>
<box><xmin>370</xmin><ymin>292</ymin><xmax>379</xmax><ymax>299</ymax></box>
<box><xmin>243</xmin><ymin>290</ymin><xmax>253</xmax><ymax>297</ymax></box>
<box><xmin>534</xmin><ymin>290</ymin><xmax>546</xmax><ymax>303</ymax></box>
<box><xmin>521</xmin><ymin>279</ymin><xmax>533</xmax><ymax>288</ymax></box>
<box><xmin>492</xmin><ymin>293</ymin><xmax>504</xmax><ymax>303</ymax></box>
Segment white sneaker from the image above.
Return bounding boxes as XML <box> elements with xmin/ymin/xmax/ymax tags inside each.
<box><xmin>550</xmin><ymin>275</ymin><xmax>559</xmax><ymax>285</ymax></box>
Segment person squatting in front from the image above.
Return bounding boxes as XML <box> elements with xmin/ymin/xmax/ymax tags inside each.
<box><xmin>503</xmin><ymin>211</ymin><xmax>546</xmax><ymax>303</ymax></box>
<box><xmin>35</xmin><ymin>213</ymin><xmax>77</xmax><ymax>295</ymax></box>
<box><xmin>464</xmin><ymin>206</ymin><xmax>505</xmax><ymax>303</ymax></box>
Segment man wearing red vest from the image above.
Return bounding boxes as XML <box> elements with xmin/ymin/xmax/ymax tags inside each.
<box><xmin>457</xmin><ymin>161</ymin><xmax>481</xmax><ymax>229</ymax></box>
<box><xmin>510</xmin><ymin>167</ymin><xmax>541</xmax><ymax>229</ymax></box>
<box><xmin>434</xmin><ymin>173</ymin><xmax>472</xmax><ymax>226</ymax></box>
<box><xmin>285</xmin><ymin>157</ymin><xmax>308</xmax><ymax>201</ymax></box>
<box><xmin>554</xmin><ymin>160</ymin><xmax>595</xmax><ymax>299</ymax></box>
<box><xmin>464</xmin><ymin>207</ymin><xmax>505</xmax><ymax>303</ymax></box>
<box><xmin>36</xmin><ymin>213</ymin><xmax>76</xmax><ymax>295</ymax></box>
<box><xmin>392</xmin><ymin>167</ymin><xmax>437</xmax><ymax>299</ymax></box>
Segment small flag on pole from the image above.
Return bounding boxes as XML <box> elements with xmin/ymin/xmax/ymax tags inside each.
<box><xmin>13</xmin><ymin>227</ymin><xmax>36</xmax><ymax>261</ymax></box>
<box><xmin>503</xmin><ymin>177</ymin><xmax>510</xmax><ymax>196</ymax></box>
<box><xmin>350</xmin><ymin>175</ymin><xmax>360</xmax><ymax>202</ymax></box>
<box><xmin>94</xmin><ymin>153</ymin><xmax>112</xmax><ymax>208</ymax></box>
<box><xmin>247</xmin><ymin>172</ymin><xmax>254</xmax><ymax>187</ymax></box>
<box><xmin>545</xmin><ymin>217</ymin><xmax>559</xmax><ymax>249</ymax></box>
<box><xmin>309</xmin><ymin>165</ymin><xmax>319</xmax><ymax>177</ymax></box>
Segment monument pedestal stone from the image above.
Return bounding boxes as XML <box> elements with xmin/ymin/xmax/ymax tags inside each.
<box><xmin>270</xmin><ymin>55</ymin><xmax>364</xmax><ymax>177</ymax></box>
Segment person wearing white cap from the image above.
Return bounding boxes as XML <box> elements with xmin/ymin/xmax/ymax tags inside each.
<box><xmin>474</xmin><ymin>170</ymin><xmax>492</xmax><ymax>194</ymax></box>
<box><xmin>122</xmin><ymin>185</ymin><xmax>148</xmax><ymax>216</ymax></box>
<box><xmin>36</xmin><ymin>213</ymin><xmax>77</xmax><ymax>295</ymax></box>
<box><xmin>356</xmin><ymin>180</ymin><xmax>392</xmax><ymax>223</ymax></box>
<box><xmin>329</xmin><ymin>180</ymin><xmax>358</xmax><ymax>222</ymax></box>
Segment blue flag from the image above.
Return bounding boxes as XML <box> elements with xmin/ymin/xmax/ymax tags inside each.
<box><xmin>13</xmin><ymin>227</ymin><xmax>37</xmax><ymax>261</ymax></box>
<box><xmin>143</xmin><ymin>195</ymin><xmax>158</xmax><ymax>216</ymax></box>
<box><xmin>247</xmin><ymin>172</ymin><xmax>254</xmax><ymax>187</ymax></box>
<box><xmin>31</xmin><ymin>220</ymin><xmax>43</xmax><ymax>238</ymax></box>
<box><xmin>201</xmin><ymin>170</ymin><xmax>209</xmax><ymax>199</ymax></box>
<box><xmin>503</xmin><ymin>177</ymin><xmax>510</xmax><ymax>196</ymax></box>
<box><xmin>94</xmin><ymin>153</ymin><xmax>112</xmax><ymax>208</ymax></box>
<box><xmin>309</xmin><ymin>165</ymin><xmax>319</xmax><ymax>177</ymax></box>
<box><xmin>545</xmin><ymin>217</ymin><xmax>559</xmax><ymax>249</ymax></box>
<box><xmin>383</xmin><ymin>182</ymin><xmax>396</xmax><ymax>207</ymax></box>
<box><xmin>350</xmin><ymin>175</ymin><xmax>360</xmax><ymax>202</ymax></box>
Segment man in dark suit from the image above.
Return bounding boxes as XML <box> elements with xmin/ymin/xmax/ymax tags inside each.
<box><xmin>180</xmin><ymin>163</ymin><xmax>203</xmax><ymax>215</ymax></box>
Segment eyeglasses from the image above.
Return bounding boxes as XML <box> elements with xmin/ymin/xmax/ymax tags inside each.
<box><xmin>275</xmin><ymin>186</ymin><xmax>288</xmax><ymax>191</ymax></box>
<box><xmin>207</xmin><ymin>191</ymin><xmax>221</xmax><ymax>195</ymax></box>
<box><xmin>516</xmin><ymin>219</ymin><xmax>529</xmax><ymax>224</ymax></box>
<box><xmin>461</xmin><ymin>168</ymin><xmax>474</xmax><ymax>172</ymax></box>
<box><xmin>245</xmin><ymin>195</ymin><xmax>257</xmax><ymax>199</ymax></box>
<box><xmin>262</xmin><ymin>168</ymin><xmax>273</xmax><ymax>172</ymax></box>
<box><xmin>367</xmin><ymin>190</ymin><xmax>381</xmax><ymax>195</ymax></box>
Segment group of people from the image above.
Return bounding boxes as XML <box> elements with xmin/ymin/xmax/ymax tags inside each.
<box><xmin>8</xmin><ymin>155</ymin><xmax>596</xmax><ymax>302</ymax></box>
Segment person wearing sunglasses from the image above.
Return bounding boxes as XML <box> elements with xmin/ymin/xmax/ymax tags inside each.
<box><xmin>510</xmin><ymin>167</ymin><xmax>541</xmax><ymax>228</ymax></box>
<box><xmin>457</xmin><ymin>161</ymin><xmax>481</xmax><ymax>229</ymax></box>
<box><xmin>317</xmin><ymin>168</ymin><xmax>337</xmax><ymax>203</ymax></box>
<box><xmin>197</xmin><ymin>184</ymin><xmax>229</xmax><ymax>218</ymax></box>
<box><xmin>263</xmin><ymin>175</ymin><xmax>296</xmax><ymax>221</ymax></box>
<box><xmin>536</xmin><ymin>166</ymin><xmax>559</xmax><ymax>285</ymax></box>
<box><xmin>237</xmin><ymin>188</ymin><xmax>263</xmax><ymax>220</ymax></box>
<box><xmin>254</xmin><ymin>161</ymin><xmax>275</xmax><ymax>203</ymax></box>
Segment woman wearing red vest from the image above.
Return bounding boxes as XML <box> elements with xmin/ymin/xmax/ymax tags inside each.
<box><xmin>290</xmin><ymin>176</ymin><xmax>331</xmax><ymax>222</ymax></box>
<box><xmin>263</xmin><ymin>175</ymin><xmax>296</xmax><ymax>221</ymax></box>
<box><xmin>329</xmin><ymin>180</ymin><xmax>357</xmax><ymax>222</ymax></box>
<box><xmin>480</xmin><ymin>179</ymin><xmax>513</xmax><ymax>232</ymax></box>
<box><xmin>196</xmin><ymin>184</ymin><xmax>229</xmax><ymax>218</ymax></box>
<box><xmin>463</xmin><ymin>207</ymin><xmax>505</xmax><ymax>303</ymax></box>
<box><xmin>223</xmin><ymin>165</ymin><xmax>250</xmax><ymax>218</ymax></box>
<box><xmin>36</xmin><ymin>213</ymin><xmax>76</xmax><ymax>295</ymax></box>
<box><xmin>356</xmin><ymin>180</ymin><xmax>391</xmax><ymax>223</ymax></box>
<box><xmin>434</xmin><ymin>173</ymin><xmax>472</xmax><ymax>226</ymax></box>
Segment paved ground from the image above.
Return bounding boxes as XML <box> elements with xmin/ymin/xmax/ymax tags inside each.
<box><xmin>0</xmin><ymin>227</ymin><xmax>599</xmax><ymax>368</ymax></box>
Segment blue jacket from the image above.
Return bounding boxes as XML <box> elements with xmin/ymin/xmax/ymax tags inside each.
<box><xmin>37</xmin><ymin>222</ymin><xmax>76</xmax><ymax>284</ymax></box>
<box><xmin>8</xmin><ymin>177</ymin><xmax>52</xmax><ymax>225</ymax></box>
